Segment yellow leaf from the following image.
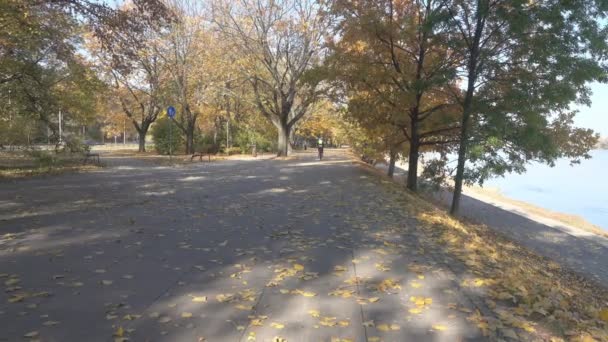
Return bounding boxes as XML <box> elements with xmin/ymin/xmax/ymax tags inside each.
<box><xmin>390</xmin><ymin>324</ymin><xmax>400</xmax><ymax>330</ymax></box>
<box><xmin>377</xmin><ymin>324</ymin><xmax>390</xmax><ymax>331</ymax></box>
<box><xmin>599</xmin><ymin>308</ymin><xmax>608</xmax><ymax>322</ymax></box>
<box><xmin>270</xmin><ymin>322</ymin><xmax>285</xmax><ymax>329</ymax></box>
<box><xmin>192</xmin><ymin>296</ymin><xmax>207</xmax><ymax>302</ymax></box>
<box><xmin>181</xmin><ymin>312</ymin><xmax>193</xmax><ymax>318</ymax></box>
<box><xmin>320</xmin><ymin>316</ymin><xmax>338</xmax><ymax>326</ymax></box>
<box><xmin>5</xmin><ymin>278</ymin><xmax>19</xmax><ymax>286</ymax></box>
<box><xmin>368</xmin><ymin>297</ymin><xmax>380</xmax><ymax>303</ymax></box>
<box><xmin>410</xmin><ymin>281</ymin><xmax>422</xmax><ymax>288</ymax></box>
<box><xmin>375</xmin><ymin>263</ymin><xmax>391</xmax><ymax>271</ymax></box>
<box><xmin>23</xmin><ymin>331</ymin><xmax>39</xmax><ymax>338</ymax></box>
<box><xmin>432</xmin><ymin>324</ymin><xmax>447</xmax><ymax>331</ymax></box>
<box><xmin>113</xmin><ymin>327</ymin><xmax>124</xmax><ymax>337</ymax></box>
<box><xmin>409</xmin><ymin>308</ymin><xmax>422</xmax><ymax>314</ymax></box>
<box><xmin>158</xmin><ymin>316</ymin><xmax>172</xmax><ymax>323</ymax></box>
<box><xmin>8</xmin><ymin>294</ymin><xmax>27</xmax><ymax>303</ymax></box>
<box><xmin>308</xmin><ymin>310</ymin><xmax>320</xmax><ymax>318</ymax></box>
<box><xmin>363</xmin><ymin>320</ymin><xmax>375</xmax><ymax>327</ymax></box>
<box><xmin>293</xmin><ymin>264</ymin><xmax>304</xmax><ymax>271</ymax></box>
<box><xmin>473</xmin><ymin>278</ymin><xmax>486</xmax><ymax>287</ymax></box>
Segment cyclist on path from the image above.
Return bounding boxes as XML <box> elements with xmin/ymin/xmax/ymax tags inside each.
<box><xmin>317</xmin><ymin>137</ymin><xmax>324</xmax><ymax>160</ymax></box>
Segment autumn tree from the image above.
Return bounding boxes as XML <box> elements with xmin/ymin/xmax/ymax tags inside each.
<box><xmin>213</xmin><ymin>0</ymin><xmax>327</xmax><ymax>156</ymax></box>
<box><xmin>446</xmin><ymin>0</ymin><xmax>607</xmax><ymax>214</ymax></box>
<box><xmin>0</xmin><ymin>0</ymin><xmax>169</xmax><ymax>147</ymax></box>
<box><xmin>295</xmin><ymin>99</ymin><xmax>343</xmax><ymax>145</ymax></box>
<box><xmin>91</xmin><ymin>6</ymin><xmax>174</xmax><ymax>151</ymax></box>
<box><xmin>327</xmin><ymin>0</ymin><xmax>461</xmax><ymax>190</ymax></box>
<box><xmin>0</xmin><ymin>0</ymin><xmax>106</xmax><ymax>144</ymax></box>
<box><xmin>159</xmin><ymin>0</ymin><xmax>225</xmax><ymax>154</ymax></box>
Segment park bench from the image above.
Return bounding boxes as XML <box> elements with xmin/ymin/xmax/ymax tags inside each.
<box><xmin>82</xmin><ymin>152</ymin><xmax>100</xmax><ymax>165</ymax></box>
<box><xmin>191</xmin><ymin>144</ymin><xmax>219</xmax><ymax>162</ymax></box>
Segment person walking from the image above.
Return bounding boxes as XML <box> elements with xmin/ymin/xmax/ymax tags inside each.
<box><xmin>317</xmin><ymin>137</ymin><xmax>324</xmax><ymax>160</ymax></box>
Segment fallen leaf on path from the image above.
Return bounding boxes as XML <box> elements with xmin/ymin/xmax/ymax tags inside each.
<box><xmin>599</xmin><ymin>308</ymin><xmax>608</xmax><ymax>322</ymax></box>
<box><xmin>375</xmin><ymin>263</ymin><xmax>390</xmax><ymax>272</ymax></box>
<box><xmin>158</xmin><ymin>316</ymin><xmax>172</xmax><ymax>323</ymax></box>
<box><xmin>113</xmin><ymin>327</ymin><xmax>124</xmax><ymax>337</ymax></box>
<box><xmin>23</xmin><ymin>331</ymin><xmax>39</xmax><ymax>338</ymax></box>
<box><xmin>270</xmin><ymin>322</ymin><xmax>284</xmax><ymax>329</ymax></box>
<box><xmin>249</xmin><ymin>315</ymin><xmax>268</xmax><ymax>326</ymax></box>
<box><xmin>329</xmin><ymin>288</ymin><xmax>355</xmax><ymax>298</ymax></box>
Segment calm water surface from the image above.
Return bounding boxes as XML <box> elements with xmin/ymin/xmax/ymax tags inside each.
<box><xmin>483</xmin><ymin>150</ymin><xmax>608</xmax><ymax>230</ymax></box>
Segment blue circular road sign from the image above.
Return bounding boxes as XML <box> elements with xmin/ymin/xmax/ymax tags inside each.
<box><xmin>167</xmin><ymin>106</ymin><xmax>176</xmax><ymax>119</ymax></box>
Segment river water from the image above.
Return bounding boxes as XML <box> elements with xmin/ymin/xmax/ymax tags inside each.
<box><xmin>483</xmin><ymin>149</ymin><xmax>608</xmax><ymax>230</ymax></box>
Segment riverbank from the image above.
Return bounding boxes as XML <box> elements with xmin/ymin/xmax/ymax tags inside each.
<box><xmin>373</xmin><ymin>159</ymin><xmax>608</xmax><ymax>286</ymax></box>
<box><xmin>375</xmin><ymin>158</ymin><xmax>607</xmax><ymax>239</ymax></box>
<box><xmin>463</xmin><ymin>185</ymin><xmax>608</xmax><ymax>239</ymax></box>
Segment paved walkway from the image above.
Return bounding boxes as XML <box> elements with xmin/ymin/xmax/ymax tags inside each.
<box><xmin>379</xmin><ymin>160</ymin><xmax>608</xmax><ymax>287</ymax></box>
<box><xmin>2</xmin><ymin>150</ymin><xmax>497</xmax><ymax>341</ymax></box>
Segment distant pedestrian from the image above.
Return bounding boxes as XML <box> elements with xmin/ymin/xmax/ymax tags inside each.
<box><xmin>317</xmin><ymin>137</ymin><xmax>324</xmax><ymax>160</ymax></box>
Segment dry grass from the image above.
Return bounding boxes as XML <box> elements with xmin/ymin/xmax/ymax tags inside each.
<box><xmin>0</xmin><ymin>150</ymin><xmax>102</xmax><ymax>179</ymax></box>
<box><xmin>0</xmin><ymin>164</ymin><xmax>101</xmax><ymax>179</ymax></box>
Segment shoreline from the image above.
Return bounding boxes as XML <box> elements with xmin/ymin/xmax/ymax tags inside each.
<box><xmin>462</xmin><ymin>185</ymin><xmax>608</xmax><ymax>239</ymax></box>
<box><xmin>374</xmin><ymin>159</ymin><xmax>608</xmax><ymax>241</ymax></box>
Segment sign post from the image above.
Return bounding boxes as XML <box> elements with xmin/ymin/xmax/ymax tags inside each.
<box><xmin>167</xmin><ymin>106</ymin><xmax>176</xmax><ymax>162</ymax></box>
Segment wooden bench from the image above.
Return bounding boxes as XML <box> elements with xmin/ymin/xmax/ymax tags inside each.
<box><xmin>191</xmin><ymin>145</ymin><xmax>220</xmax><ymax>162</ymax></box>
<box><xmin>190</xmin><ymin>152</ymin><xmax>213</xmax><ymax>162</ymax></box>
<box><xmin>83</xmin><ymin>152</ymin><xmax>100</xmax><ymax>165</ymax></box>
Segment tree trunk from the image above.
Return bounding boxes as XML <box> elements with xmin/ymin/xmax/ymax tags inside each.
<box><xmin>450</xmin><ymin>66</ymin><xmax>477</xmax><ymax>215</ymax></box>
<box><xmin>185</xmin><ymin>129</ymin><xmax>194</xmax><ymax>154</ymax></box>
<box><xmin>450</xmin><ymin>3</ymin><xmax>485</xmax><ymax>215</ymax></box>
<box><xmin>138</xmin><ymin>131</ymin><xmax>146</xmax><ymax>152</ymax></box>
<box><xmin>387</xmin><ymin>149</ymin><xmax>397</xmax><ymax>178</ymax></box>
<box><xmin>406</xmin><ymin>119</ymin><xmax>420</xmax><ymax>191</ymax></box>
<box><xmin>276</xmin><ymin>123</ymin><xmax>290</xmax><ymax>157</ymax></box>
<box><xmin>450</xmin><ymin>100</ymin><xmax>472</xmax><ymax>215</ymax></box>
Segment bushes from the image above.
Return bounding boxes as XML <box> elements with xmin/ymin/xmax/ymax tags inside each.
<box><xmin>233</xmin><ymin>129</ymin><xmax>275</xmax><ymax>154</ymax></box>
<box><xmin>28</xmin><ymin>150</ymin><xmax>59</xmax><ymax>168</ymax></box>
<box><xmin>59</xmin><ymin>136</ymin><xmax>89</xmax><ymax>153</ymax></box>
<box><xmin>225</xmin><ymin>147</ymin><xmax>241</xmax><ymax>155</ymax></box>
<box><xmin>151</xmin><ymin>118</ymin><xmax>184</xmax><ymax>155</ymax></box>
